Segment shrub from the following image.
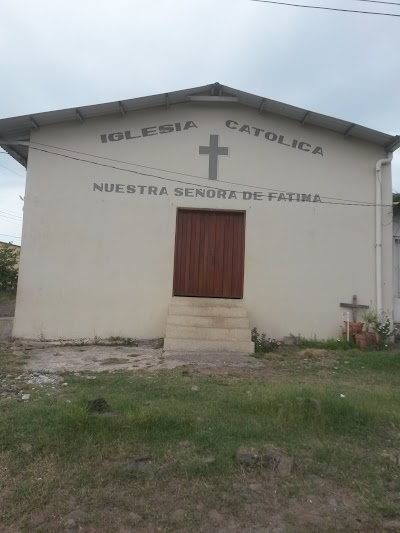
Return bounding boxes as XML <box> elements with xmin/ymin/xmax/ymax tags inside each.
<box><xmin>0</xmin><ymin>244</ymin><xmax>19</xmax><ymax>293</ymax></box>
<box><xmin>251</xmin><ymin>327</ymin><xmax>281</xmax><ymax>353</ymax></box>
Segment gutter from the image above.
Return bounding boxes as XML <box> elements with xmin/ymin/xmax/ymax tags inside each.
<box><xmin>376</xmin><ymin>153</ymin><xmax>393</xmax><ymax>315</ymax></box>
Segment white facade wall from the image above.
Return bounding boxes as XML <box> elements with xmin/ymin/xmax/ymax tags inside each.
<box><xmin>13</xmin><ymin>103</ymin><xmax>393</xmax><ymax>340</ymax></box>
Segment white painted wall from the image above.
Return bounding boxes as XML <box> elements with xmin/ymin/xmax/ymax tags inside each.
<box><xmin>393</xmin><ymin>211</ymin><xmax>400</xmax><ymax>322</ymax></box>
<box><xmin>13</xmin><ymin>103</ymin><xmax>392</xmax><ymax>340</ymax></box>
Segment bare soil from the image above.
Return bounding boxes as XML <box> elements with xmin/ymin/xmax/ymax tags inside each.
<box><xmin>7</xmin><ymin>340</ymin><xmax>264</xmax><ymax>373</ymax></box>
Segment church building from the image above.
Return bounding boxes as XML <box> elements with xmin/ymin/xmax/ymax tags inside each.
<box><xmin>0</xmin><ymin>83</ymin><xmax>398</xmax><ymax>351</ymax></box>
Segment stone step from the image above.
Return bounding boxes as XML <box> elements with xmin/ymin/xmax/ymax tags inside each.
<box><xmin>165</xmin><ymin>324</ymin><xmax>251</xmax><ymax>342</ymax></box>
<box><xmin>171</xmin><ymin>297</ymin><xmax>245</xmax><ymax>308</ymax></box>
<box><xmin>163</xmin><ymin>338</ymin><xmax>254</xmax><ymax>353</ymax></box>
<box><xmin>167</xmin><ymin>314</ymin><xmax>250</xmax><ymax>329</ymax></box>
<box><xmin>168</xmin><ymin>305</ymin><xmax>248</xmax><ymax>318</ymax></box>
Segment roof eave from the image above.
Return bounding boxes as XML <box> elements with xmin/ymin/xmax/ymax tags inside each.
<box><xmin>0</xmin><ymin>82</ymin><xmax>398</xmax><ymax>168</ymax></box>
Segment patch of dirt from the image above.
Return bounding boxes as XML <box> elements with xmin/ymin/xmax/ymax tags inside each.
<box><xmin>5</xmin><ymin>340</ymin><xmax>264</xmax><ymax>374</ymax></box>
<box><xmin>0</xmin><ymin>299</ymin><xmax>15</xmax><ymax>317</ymax></box>
<box><xmin>20</xmin><ymin>475</ymin><xmax>373</xmax><ymax>533</ymax></box>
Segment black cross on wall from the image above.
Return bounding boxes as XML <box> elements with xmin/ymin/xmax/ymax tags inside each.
<box><xmin>340</xmin><ymin>295</ymin><xmax>369</xmax><ymax>322</ymax></box>
<box><xmin>199</xmin><ymin>134</ymin><xmax>228</xmax><ymax>181</ymax></box>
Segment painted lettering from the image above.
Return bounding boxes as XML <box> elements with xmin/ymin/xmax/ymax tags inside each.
<box><xmin>148</xmin><ymin>186</ymin><xmax>158</xmax><ymax>195</ymax></box>
<box><xmin>108</xmin><ymin>132</ymin><xmax>124</xmax><ymax>142</ymax></box>
<box><xmin>142</xmin><ymin>127</ymin><xmax>158</xmax><ymax>137</ymax></box>
<box><xmin>174</xmin><ymin>188</ymin><xmax>183</xmax><ymax>196</ymax></box>
<box><xmin>217</xmin><ymin>189</ymin><xmax>227</xmax><ymax>199</ymax></box>
<box><xmin>93</xmin><ymin>183</ymin><xmax>103</xmax><ymax>191</ymax></box>
<box><xmin>226</xmin><ymin>120</ymin><xmax>238</xmax><ymax>129</ymax></box>
<box><xmin>278</xmin><ymin>135</ymin><xmax>291</xmax><ymax>147</ymax></box>
<box><xmin>313</xmin><ymin>194</ymin><xmax>322</xmax><ymax>202</ymax></box>
<box><xmin>265</xmin><ymin>132</ymin><xmax>278</xmax><ymax>142</ymax></box>
<box><xmin>239</xmin><ymin>124</ymin><xmax>251</xmax><ymax>134</ymax></box>
<box><xmin>127</xmin><ymin>185</ymin><xmax>135</xmax><ymax>193</ymax></box>
<box><xmin>125</xmin><ymin>130</ymin><xmax>141</xmax><ymax>140</ymax></box>
<box><xmin>225</xmin><ymin>121</ymin><xmax>324</xmax><ymax>156</ymax></box>
<box><xmin>100</xmin><ymin>134</ymin><xmax>107</xmax><ymax>144</ymax></box>
<box><xmin>115</xmin><ymin>184</ymin><xmax>124</xmax><ymax>193</ymax></box>
<box><xmin>312</xmin><ymin>146</ymin><xmax>323</xmax><ymax>156</ymax></box>
<box><xmin>298</xmin><ymin>142</ymin><xmax>311</xmax><ymax>152</ymax></box>
<box><xmin>104</xmin><ymin>183</ymin><xmax>115</xmax><ymax>192</ymax></box>
<box><xmin>184</xmin><ymin>120</ymin><xmax>197</xmax><ymax>130</ymax></box>
<box><xmin>159</xmin><ymin>124</ymin><xmax>174</xmax><ymax>134</ymax></box>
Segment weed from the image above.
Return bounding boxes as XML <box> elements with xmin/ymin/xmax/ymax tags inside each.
<box><xmin>294</xmin><ymin>335</ymin><xmax>357</xmax><ymax>350</ymax></box>
<box><xmin>251</xmin><ymin>327</ymin><xmax>280</xmax><ymax>353</ymax></box>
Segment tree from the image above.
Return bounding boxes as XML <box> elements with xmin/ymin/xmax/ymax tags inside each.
<box><xmin>0</xmin><ymin>244</ymin><xmax>19</xmax><ymax>293</ymax></box>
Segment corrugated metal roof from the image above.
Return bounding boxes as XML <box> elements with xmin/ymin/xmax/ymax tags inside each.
<box><xmin>0</xmin><ymin>82</ymin><xmax>399</xmax><ymax>167</ymax></box>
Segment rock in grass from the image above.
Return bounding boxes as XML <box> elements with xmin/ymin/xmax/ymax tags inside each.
<box><xmin>235</xmin><ymin>448</ymin><xmax>259</xmax><ymax>465</ymax></box>
<box><xmin>87</xmin><ymin>397</ymin><xmax>110</xmax><ymax>413</ymax></box>
<box><xmin>260</xmin><ymin>451</ymin><xmax>293</xmax><ymax>477</ymax></box>
<box><xmin>132</xmin><ymin>456</ymin><xmax>152</xmax><ymax>472</ymax></box>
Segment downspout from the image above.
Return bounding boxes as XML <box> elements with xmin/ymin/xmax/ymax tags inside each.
<box><xmin>376</xmin><ymin>153</ymin><xmax>393</xmax><ymax>315</ymax></box>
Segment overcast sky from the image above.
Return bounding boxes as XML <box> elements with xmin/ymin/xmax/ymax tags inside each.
<box><xmin>1</xmin><ymin>0</ymin><xmax>399</xmax><ymax>245</ymax></box>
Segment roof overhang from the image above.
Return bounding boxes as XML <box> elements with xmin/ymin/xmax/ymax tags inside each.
<box><xmin>1</xmin><ymin>82</ymin><xmax>399</xmax><ymax>168</ymax></box>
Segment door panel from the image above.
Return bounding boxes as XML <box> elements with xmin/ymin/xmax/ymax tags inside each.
<box><xmin>173</xmin><ymin>209</ymin><xmax>245</xmax><ymax>298</ymax></box>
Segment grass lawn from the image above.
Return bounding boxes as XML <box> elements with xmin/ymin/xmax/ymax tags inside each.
<box><xmin>1</xmin><ymin>347</ymin><xmax>400</xmax><ymax>531</ymax></box>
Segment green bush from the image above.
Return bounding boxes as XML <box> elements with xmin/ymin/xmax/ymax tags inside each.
<box><xmin>0</xmin><ymin>245</ymin><xmax>19</xmax><ymax>293</ymax></box>
<box><xmin>251</xmin><ymin>327</ymin><xmax>281</xmax><ymax>353</ymax></box>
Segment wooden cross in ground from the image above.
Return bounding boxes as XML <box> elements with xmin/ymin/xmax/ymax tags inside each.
<box><xmin>340</xmin><ymin>294</ymin><xmax>369</xmax><ymax>322</ymax></box>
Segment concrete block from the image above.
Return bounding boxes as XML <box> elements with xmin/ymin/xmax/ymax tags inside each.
<box><xmin>171</xmin><ymin>297</ymin><xmax>245</xmax><ymax>308</ymax></box>
<box><xmin>168</xmin><ymin>305</ymin><xmax>247</xmax><ymax>318</ymax></box>
<box><xmin>167</xmin><ymin>315</ymin><xmax>250</xmax><ymax>329</ymax></box>
<box><xmin>163</xmin><ymin>338</ymin><xmax>254</xmax><ymax>353</ymax></box>
<box><xmin>165</xmin><ymin>325</ymin><xmax>251</xmax><ymax>342</ymax></box>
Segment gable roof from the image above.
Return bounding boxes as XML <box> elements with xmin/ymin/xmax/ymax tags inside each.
<box><xmin>0</xmin><ymin>82</ymin><xmax>399</xmax><ymax>167</ymax></box>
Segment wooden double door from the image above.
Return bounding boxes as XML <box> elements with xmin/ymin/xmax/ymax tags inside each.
<box><xmin>173</xmin><ymin>209</ymin><xmax>245</xmax><ymax>299</ymax></box>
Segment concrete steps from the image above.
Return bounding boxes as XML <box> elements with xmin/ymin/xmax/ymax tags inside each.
<box><xmin>164</xmin><ymin>297</ymin><xmax>254</xmax><ymax>353</ymax></box>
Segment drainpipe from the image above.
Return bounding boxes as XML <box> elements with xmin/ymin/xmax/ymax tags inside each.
<box><xmin>376</xmin><ymin>153</ymin><xmax>393</xmax><ymax>316</ymax></box>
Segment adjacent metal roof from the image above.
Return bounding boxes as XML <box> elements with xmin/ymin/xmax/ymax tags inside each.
<box><xmin>1</xmin><ymin>82</ymin><xmax>399</xmax><ymax>167</ymax></box>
